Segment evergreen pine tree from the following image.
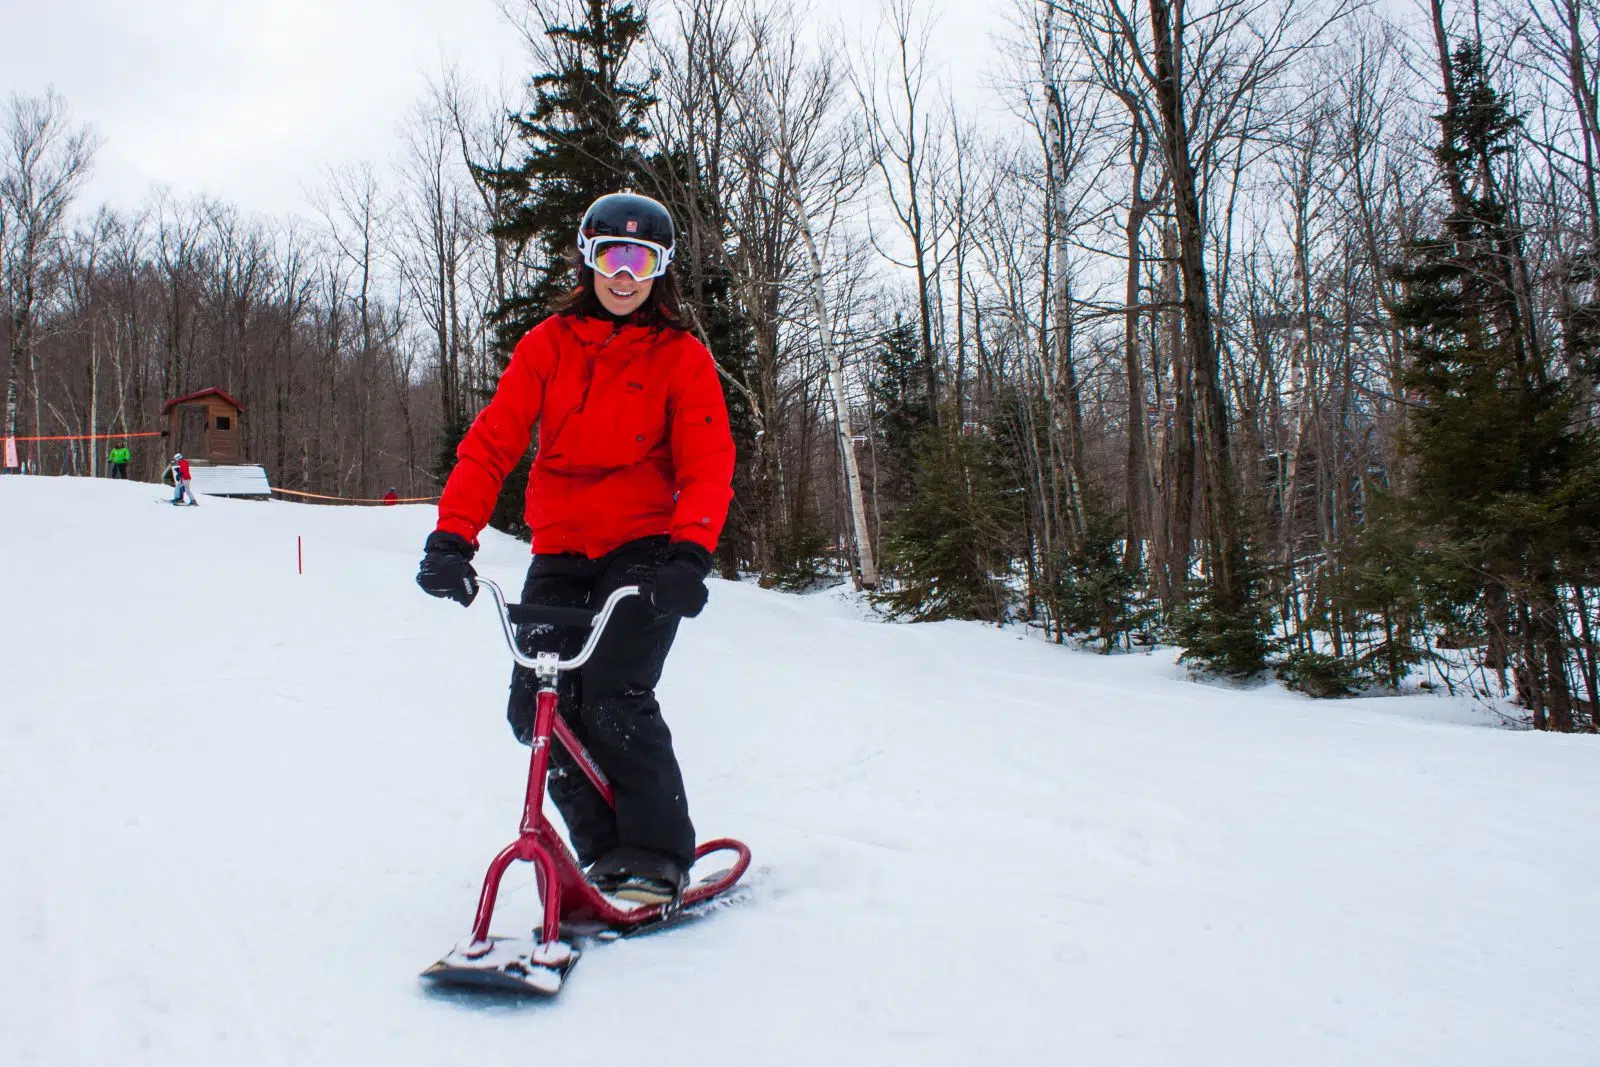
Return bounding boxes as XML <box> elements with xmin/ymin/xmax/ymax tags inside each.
<box><xmin>1280</xmin><ymin>499</ymin><xmax>1428</xmax><ymax>696</ymax></box>
<box><xmin>1052</xmin><ymin>507</ymin><xmax>1153</xmax><ymax>652</ymax></box>
<box><xmin>478</xmin><ymin>1</ymin><xmax>655</xmax><ymax>352</ymax></box>
<box><xmin>464</xmin><ymin>0</ymin><xmax>655</xmax><ymax>535</ymax></box>
<box><xmin>1274</xmin><ymin>648</ymin><xmax>1366</xmax><ymax>698</ymax></box>
<box><xmin>869</xmin><ymin>314</ymin><xmax>933</xmax><ymax>508</ymax></box>
<box><xmin>1170</xmin><ymin>546</ymin><xmax>1277</xmax><ymax>680</ymax></box>
<box><xmin>1391</xmin><ymin>41</ymin><xmax>1599</xmax><ymax>728</ymax></box>
<box><xmin>681</xmin><ymin>256</ymin><xmax>758</xmax><ymax>574</ymax></box>
<box><xmin>875</xmin><ymin>422</ymin><xmax>1021</xmax><ymax>623</ymax></box>
<box><xmin>648</xmin><ymin>150</ymin><xmax>760</xmax><ymax>576</ymax></box>
<box><xmin>1340</xmin><ymin>502</ymin><xmax>1430</xmax><ymax>690</ymax></box>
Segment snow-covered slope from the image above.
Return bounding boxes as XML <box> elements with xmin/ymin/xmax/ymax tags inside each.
<box><xmin>2</xmin><ymin>475</ymin><xmax>1597</xmax><ymax>1066</ymax></box>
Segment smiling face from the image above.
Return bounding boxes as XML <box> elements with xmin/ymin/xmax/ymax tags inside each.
<box><xmin>593</xmin><ymin>271</ymin><xmax>654</xmax><ymax>317</ymax></box>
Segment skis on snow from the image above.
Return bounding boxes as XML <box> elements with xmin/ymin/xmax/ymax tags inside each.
<box><xmin>421</xmin><ymin>935</ymin><xmax>577</xmax><ymax>996</ymax></box>
<box><xmin>420</xmin><ymin>869</ymin><xmax>751</xmax><ymax>996</ymax></box>
<box><xmin>421</xmin><ymin>583</ymin><xmax>754</xmax><ymax>999</ymax></box>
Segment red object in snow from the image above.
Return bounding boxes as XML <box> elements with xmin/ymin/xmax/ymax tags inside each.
<box><xmin>468</xmin><ymin>690</ymin><xmax>749</xmax><ymax>947</ymax></box>
<box><xmin>421</xmin><ymin>583</ymin><xmax>750</xmax><ymax>995</ymax></box>
<box><xmin>383</xmin><ymin>489</ymin><xmax>398</xmax><ymax>506</ymax></box>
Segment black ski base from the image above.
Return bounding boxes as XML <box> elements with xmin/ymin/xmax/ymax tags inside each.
<box><xmin>420</xmin><ymin>869</ymin><xmax>754</xmax><ymax>998</ymax></box>
<box><xmin>420</xmin><ymin>936</ymin><xmax>578</xmax><ymax>996</ymax></box>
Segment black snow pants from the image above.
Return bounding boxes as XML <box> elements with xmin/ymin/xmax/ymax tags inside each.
<box><xmin>506</xmin><ymin>535</ymin><xmax>696</xmax><ymax>869</ymax></box>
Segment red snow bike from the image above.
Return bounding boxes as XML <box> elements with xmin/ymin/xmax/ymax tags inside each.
<box><xmin>421</xmin><ymin>579</ymin><xmax>751</xmax><ymax>996</ymax></box>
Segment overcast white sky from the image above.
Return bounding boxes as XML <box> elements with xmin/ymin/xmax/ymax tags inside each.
<box><xmin>2</xmin><ymin>0</ymin><xmax>1004</xmax><ymax>222</ymax></box>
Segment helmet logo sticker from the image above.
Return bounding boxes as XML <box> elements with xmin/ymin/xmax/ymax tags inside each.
<box><xmin>626</xmin><ymin>220</ymin><xmax>638</xmax><ymax>233</ymax></box>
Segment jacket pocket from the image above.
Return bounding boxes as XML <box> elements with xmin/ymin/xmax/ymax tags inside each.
<box><xmin>570</xmin><ymin>378</ymin><xmax>666</xmax><ymax>471</ymax></box>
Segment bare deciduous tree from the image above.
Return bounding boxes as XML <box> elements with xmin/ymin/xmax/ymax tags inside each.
<box><xmin>744</xmin><ymin>5</ymin><xmax>879</xmax><ymax>588</ymax></box>
<box><xmin>1</xmin><ymin>89</ymin><xmax>98</xmax><ymax>466</ymax></box>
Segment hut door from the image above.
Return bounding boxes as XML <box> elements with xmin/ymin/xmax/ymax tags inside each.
<box><xmin>178</xmin><ymin>405</ymin><xmax>207</xmax><ymax>458</ymax></box>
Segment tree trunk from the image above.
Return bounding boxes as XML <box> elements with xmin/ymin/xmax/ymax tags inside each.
<box><xmin>4</xmin><ymin>309</ymin><xmax>27</xmax><ymax>467</ymax></box>
<box><xmin>1123</xmin><ymin>191</ymin><xmax>1153</xmax><ymax>572</ymax></box>
<box><xmin>1148</xmin><ymin>0</ymin><xmax>1242</xmax><ymax>608</ymax></box>
<box><xmin>1158</xmin><ymin>222</ymin><xmax>1195</xmax><ymax>603</ymax></box>
<box><xmin>794</xmin><ymin>210</ymin><xmax>877</xmax><ymax>589</ymax></box>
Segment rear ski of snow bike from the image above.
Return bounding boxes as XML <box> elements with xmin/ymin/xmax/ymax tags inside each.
<box><xmin>420</xmin><ymin>579</ymin><xmax>752</xmax><ymax>997</ymax></box>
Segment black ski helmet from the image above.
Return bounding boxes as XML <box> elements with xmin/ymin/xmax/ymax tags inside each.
<box><xmin>577</xmin><ymin>192</ymin><xmax>675</xmax><ymax>258</ymax></box>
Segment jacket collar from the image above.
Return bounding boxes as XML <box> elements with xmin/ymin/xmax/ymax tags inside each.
<box><xmin>560</xmin><ymin>312</ymin><xmax>691</xmax><ymax>348</ymax></box>
<box><xmin>562</xmin><ymin>313</ymin><xmax>638</xmax><ymax>346</ymax></box>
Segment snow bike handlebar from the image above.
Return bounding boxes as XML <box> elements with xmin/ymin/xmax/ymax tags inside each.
<box><xmin>476</xmin><ymin>577</ymin><xmax>640</xmax><ymax>675</ymax></box>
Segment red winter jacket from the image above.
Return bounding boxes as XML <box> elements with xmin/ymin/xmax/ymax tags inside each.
<box><xmin>436</xmin><ymin>314</ymin><xmax>735</xmax><ymax>558</ymax></box>
<box><xmin>176</xmin><ymin>458</ymin><xmax>191</xmax><ymax>481</ymax></box>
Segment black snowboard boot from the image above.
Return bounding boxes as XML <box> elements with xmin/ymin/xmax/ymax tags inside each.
<box><xmin>584</xmin><ymin>848</ymin><xmax>630</xmax><ymax>895</ymax></box>
<box><xmin>584</xmin><ymin>846</ymin><xmax>688</xmax><ymax>905</ymax></box>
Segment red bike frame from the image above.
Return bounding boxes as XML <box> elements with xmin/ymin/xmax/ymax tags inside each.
<box><xmin>465</xmin><ymin>582</ymin><xmax>750</xmax><ymax>949</ymax></box>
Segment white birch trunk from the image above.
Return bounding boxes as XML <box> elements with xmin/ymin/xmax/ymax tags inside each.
<box><xmin>88</xmin><ymin>331</ymin><xmax>98</xmax><ymax>477</ymax></box>
<box><xmin>760</xmin><ymin>40</ymin><xmax>879</xmax><ymax>590</ymax></box>
<box><xmin>793</xmin><ymin>203</ymin><xmax>878</xmax><ymax>589</ymax></box>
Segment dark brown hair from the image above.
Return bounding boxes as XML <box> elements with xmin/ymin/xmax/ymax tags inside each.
<box><xmin>552</xmin><ymin>248</ymin><xmax>687</xmax><ymax>330</ymax></box>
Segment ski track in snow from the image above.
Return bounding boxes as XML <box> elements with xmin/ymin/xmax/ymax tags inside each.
<box><xmin>2</xmin><ymin>475</ymin><xmax>1599</xmax><ymax>1066</ymax></box>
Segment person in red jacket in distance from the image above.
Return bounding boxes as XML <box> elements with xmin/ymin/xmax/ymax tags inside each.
<box><xmin>168</xmin><ymin>454</ymin><xmax>198</xmax><ymax>506</ymax></box>
<box><xmin>416</xmin><ymin>192</ymin><xmax>735</xmax><ymax>905</ymax></box>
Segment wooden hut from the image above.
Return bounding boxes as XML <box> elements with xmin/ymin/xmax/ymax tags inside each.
<box><xmin>162</xmin><ymin>388</ymin><xmax>244</xmax><ymax>464</ymax></box>
<box><xmin>158</xmin><ymin>387</ymin><xmax>271</xmax><ymax>498</ymax></box>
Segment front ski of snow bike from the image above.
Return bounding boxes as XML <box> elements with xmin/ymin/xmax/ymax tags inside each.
<box><xmin>420</xmin><ymin>579</ymin><xmax>752</xmax><ymax>997</ymax></box>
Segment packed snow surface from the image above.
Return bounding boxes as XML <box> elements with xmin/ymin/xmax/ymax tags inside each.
<box><xmin>3</xmin><ymin>475</ymin><xmax>1598</xmax><ymax>1066</ymax></box>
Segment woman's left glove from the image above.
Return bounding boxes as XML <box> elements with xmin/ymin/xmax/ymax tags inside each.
<box><xmin>417</xmin><ymin>531</ymin><xmax>479</xmax><ymax>606</ymax></box>
<box><xmin>651</xmin><ymin>542</ymin><xmax>714</xmax><ymax>617</ymax></box>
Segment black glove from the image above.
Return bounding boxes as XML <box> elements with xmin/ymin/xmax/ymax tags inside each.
<box><xmin>651</xmin><ymin>542</ymin><xmax>713</xmax><ymax>618</ymax></box>
<box><xmin>417</xmin><ymin>531</ymin><xmax>479</xmax><ymax>606</ymax></box>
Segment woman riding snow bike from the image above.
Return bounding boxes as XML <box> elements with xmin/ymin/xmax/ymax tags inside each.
<box><xmin>416</xmin><ymin>191</ymin><xmax>735</xmax><ymax>906</ymax></box>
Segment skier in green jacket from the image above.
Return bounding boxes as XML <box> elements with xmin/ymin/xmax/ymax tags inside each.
<box><xmin>108</xmin><ymin>443</ymin><xmax>130</xmax><ymax>480</ymax></box>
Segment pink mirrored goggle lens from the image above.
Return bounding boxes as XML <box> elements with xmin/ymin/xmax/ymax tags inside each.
<box><xmin>587</xmin><ymin>240</ymin><xmax>664</xmax><ymax>280</ymax></box>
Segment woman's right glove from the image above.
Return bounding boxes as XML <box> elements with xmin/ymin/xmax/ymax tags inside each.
<box><xmin>416</xmin><ymin>531</ymin><xmax>479</xmax><ymax>606</ymax></box>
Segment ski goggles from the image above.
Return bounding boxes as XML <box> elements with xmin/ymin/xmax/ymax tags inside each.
<box><xmin>581</xmin><ymin>237</ymin><xmax>673</xmax><ymax>281</ymax></box>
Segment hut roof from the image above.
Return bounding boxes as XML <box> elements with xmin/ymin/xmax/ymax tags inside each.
<box><xmin>162</xmin><ymin>388</ymin><xmax>246</xmax><ymax>415</ymax></box>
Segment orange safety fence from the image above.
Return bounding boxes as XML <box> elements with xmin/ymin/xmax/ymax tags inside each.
<box><xmin>271</xmin><ymin>486</ymin><xmax>440</xmax><ymax>504</ymax></box>
<box><xmin>5</xmin><ymin>430</ymin><xmax>165</xmax><ymax>442</ymax></box>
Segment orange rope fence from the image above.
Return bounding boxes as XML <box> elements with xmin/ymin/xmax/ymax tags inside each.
<box><xmin>6</xmin><ymin>430</ymin><xmax>164</xmax><ymax>442</ymax></box>
<box><xmin>3</xmin><ymin>431</ymin><xmax>441</xmax><ymax>504</ymax></box>
<box><xmin>271</xmin><ymin>486</ymin><xmax>440</xmax><ymax>504</ymax></box>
